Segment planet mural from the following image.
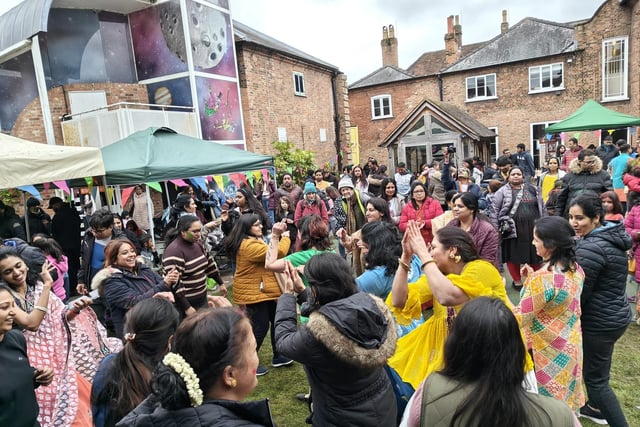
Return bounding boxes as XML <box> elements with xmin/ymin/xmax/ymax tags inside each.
<box><xmin>158</xmin><ymin>1</ymin><xmax>228</xmax><ymax>69</ymax></box>
<box><xmin>154</xmin><ymin>86</ymin><xmax>173</xmax><ymax>105</ymax></box>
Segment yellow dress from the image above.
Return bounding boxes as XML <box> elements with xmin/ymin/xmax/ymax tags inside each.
<box><xmin>387</xmin><ymin>259</ymin><xmax>517</xmax><ymax>389</ymax></box>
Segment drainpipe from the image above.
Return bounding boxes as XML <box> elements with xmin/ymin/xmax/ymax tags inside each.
<box><xmin>438</xmin><ymin>73</ymin><xmax>444</xmax><ymax>102</ymax></box>
<box><xmin>331</xmin><ymin>71</ymin><xmax>343</xmax><ymax>171</ymax></box>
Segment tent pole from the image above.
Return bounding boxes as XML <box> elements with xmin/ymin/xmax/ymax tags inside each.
<box><xmin>22</xmin><ymin>191</ymin><xmax>31</xmax><ymax>242</ymax></box>
<box><xmin>145</xmin><ymin>188</ymin><xmax>156</xmax><ymax>246</ymax></box>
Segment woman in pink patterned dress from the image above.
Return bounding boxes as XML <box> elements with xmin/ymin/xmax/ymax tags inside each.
<box><xmin>0</xmin><ymin>248</ymin><xmax>121</xmax><ymax>426</ymax></box>
<box><xmin>513</xmin><ymin>216</ymin><xmax>585</xmax><ymax>411</ymax></box>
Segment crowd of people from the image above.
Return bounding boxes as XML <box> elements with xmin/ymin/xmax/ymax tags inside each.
<box><xmin>0</xmin><ymin>138</ymin><xmax>638</xmax><ymax>426</ymax></box>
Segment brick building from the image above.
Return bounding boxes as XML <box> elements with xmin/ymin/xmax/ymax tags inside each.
<box><xmin>0</xmin><ymin>0</ymin><xmax>348</xmax><ymax>170</ymax></box>
<box><xmin>349</xmin><ymin>0</ymin><xmax>640</xmax><ymax>172</ymax></box>
<box><xmin>234</xmin><ymin>21</ymin><xmax>349</xmax><ymax>169</ymax></box>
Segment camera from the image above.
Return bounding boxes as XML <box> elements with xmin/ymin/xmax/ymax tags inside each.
<box><xmin>447</xmin><ymin>146</ymin><xmax>456</xmax><ymax>154</ymax></box>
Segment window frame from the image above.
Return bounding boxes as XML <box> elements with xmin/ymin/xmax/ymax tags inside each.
<box><xmin>602</xmin><ymin>36</ymin><xmax>629</xmax><ymax>102</ymax></box>
<box><xmin>528</xmin><ymin>62</ymin><xmax>564</xmax><ymax>94</ymax></box>
<box><xmin>371</xmin><ymin>94</ymin><xmax>393</xmax><ymax>120</ymax></box>
<box><xmin>293</xmin><ymin>72</ymin><xmax>305</xmax><ymax>96</ymax></box>
<box><xmin>465</xmin><ymin>73</ymin><xmax>497</xmax><ymax>102</ymax></box>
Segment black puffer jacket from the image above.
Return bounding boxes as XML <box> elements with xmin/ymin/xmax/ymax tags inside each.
<box><xmin>275</xmin><ymin>292</ymin><xmax>397</xmax><ymax>427</ymax></box>
<box><xmin>555</xmin><ymin>157</ymin><xmax>612</xmax><ymax>218</ymax></box>
<box><xmin>117</xmin><ymin>397</ymin><xmax>275</xmax><ymax>427</ymax></box>
<box><xmin>576</xmin><ymin>221</ymin><xmax>632</xmax><ymax>332</ymax></box>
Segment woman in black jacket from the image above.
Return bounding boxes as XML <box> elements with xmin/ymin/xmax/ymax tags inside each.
<box><xmin>274</xmin><ymin>253</ymin><xmax>397</xmax><ymax>426</ymax></box>
<box><xmin>569</xmin><ymin>192</ymin><xmax>632</xmax><ymax>427</ymax></box>
<box><xmin>118</xmin><ymin>307</ymin><xmax>276</xmax><ymax>427</ymax></box>
<box><xmin>93</xmin><ymin>239</ymin><xmax>178</xmax><ymax>339</ymax></box>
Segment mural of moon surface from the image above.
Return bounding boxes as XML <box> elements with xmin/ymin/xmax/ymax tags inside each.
<box><xmin>154</xmin><ymin>86</ymin><xmax>173</xmax><ymax>105</ymax></box>
<box><xmin>158</xmin><ymin>2</ymin><xmax>228</xmax><ymax>69</ymax></box>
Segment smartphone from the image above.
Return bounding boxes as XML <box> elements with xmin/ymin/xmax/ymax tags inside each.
<box><xmin>88</xmin><ymin>289</ymin><xmax>100</xmax><ymax>300</ymax></box>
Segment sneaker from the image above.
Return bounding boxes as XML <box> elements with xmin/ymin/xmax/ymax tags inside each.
<box><xmin>256</xmin><ymin>365</ymin><xmax>269</xmax><ymax>376</ymax></box>
<box><xmin>272</xmin><ymin>356</ymin><xmax>294</xmax><ymax>367</ymax></box>
<box><xmin>579</xmin><ymin>404</ymin><xmax>608</xmax><ymax>425</ymax></box>
<box><xmin>296</xmin><ymin>393</ymin><xmax>310</xmax><ymax>402</ymax></box>
<box><xmin>628</xmin><ymin>295</ymin><xmax>637</xmax><ymax>303</ymax></box>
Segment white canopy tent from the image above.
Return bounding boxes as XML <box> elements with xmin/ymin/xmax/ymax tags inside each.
<box><xmin>0</xmin><ymin>133</ymin><xmax>105</xmax><ymax>189</ymax></box>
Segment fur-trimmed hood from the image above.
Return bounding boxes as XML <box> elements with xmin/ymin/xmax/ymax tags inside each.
<box><xmin>568</xmin><ymin>155</ymin><xmax>603</xmax><ymax>174</ymax></box>
<box><xmin>306</xmin><ymin>292</ymin><xmax>396</xmax><ymax>368</ymax></box>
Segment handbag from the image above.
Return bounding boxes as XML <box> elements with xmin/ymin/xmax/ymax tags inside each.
<box><xmin>498</xmin><ymin>187</ymin><xmax>524</xmax><ymax>239</ymax></box>
<box><xmin>629</xmin><ymin>251</ymin><xmax>636</xmax><ymax>274</ymax></box>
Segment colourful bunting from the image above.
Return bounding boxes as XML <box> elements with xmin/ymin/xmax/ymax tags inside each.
<box><xmin>145</xmin><ymin>182</ymin><xmax>162</xmax><ymax>192</ymax></box>
<box><xmin>191</xmin><ymin>177</ymin><xmax>208</xmax><ymax>192</ymax></box>
<box><xmin>573</xmin><ymin>132</ymin><xmax>580</xmax><ymax>139</ymax></box>
<box><xmin>121</xmin><ymin>187</ymin><xmax>135</xmax><ymax>206</ymax></box>
<box><xmin>43</xmin><ymin>182</ymin><xmax>50</xmax><ymax>190</ymax></box>
<box><xmin>169</xmin><ymin>179</ymin><xmax>188</xmax><ymax>187</ymax></box>
<box><xmin>53</xmin><ymin>180</ymin><xmax>70</xmax><ymax>194</ymax></box>
<box><xmin>215</xmin><ymin>175</ymin><xmax>225</xmax><ymax>189</ymax></box>
<box><xmin>560</xmin><ymin>132</ymin><xmax>565</xmax><ymax>143</ymax></box>
<box><xmin>17</xmin><ymin>186</ymin><xmax>41</xmax><ymax>199</ymax></box>
<box><xmin>631</xmin><ymin>128</ymin><xmax>636</xmax><ymax>135</ymax></box>
<box><xmin>594</xmin><ymin>129</ymin><xmax>601</xmax><ymax>138</ymax></box>
<box><xmin>608</xmin><ymin>129</ymin><xmax>615</xmax><ymax>135</ymax></box>
<box><xmin>222</xmin><ymin>175</ymin><xmax>229</xmax><ymax>187</ymax></box>
<box><xmin>106</xmin><ymin>187</ymin><xmax>114</xmax><ymax>204</ymax></box>
<box><xmin>261</xmin><ymin>169</ymin><xmax>268</xmax><ymax>180</ymax></box>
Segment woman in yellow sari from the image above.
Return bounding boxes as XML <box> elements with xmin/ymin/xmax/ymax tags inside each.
<box><xmin>388</xmin><ymin>222</ymin><xmax>515</xmax><ymax>389</ymax></box>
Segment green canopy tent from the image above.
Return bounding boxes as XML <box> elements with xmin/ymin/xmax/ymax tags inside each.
<box><xmin>101</xmin><ymin>127</ymin><xmax>274</xmax><ymax>185</ymax></box>
<box><xmin>545</xmin><ymin>99</ymin><xmax>640</xmax><ymax>133</ymax></box>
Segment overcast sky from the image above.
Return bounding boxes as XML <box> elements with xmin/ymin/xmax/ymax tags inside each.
<box><xmin>1</xmin><ymin>0</ymin><xmax>606</xmax><ymax>83</ymax></box>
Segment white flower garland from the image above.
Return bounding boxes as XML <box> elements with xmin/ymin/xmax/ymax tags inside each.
<box><xmin>162</xmin><ymin>352</ymin><xmax>204</xmax><ymax>407</ymax></box>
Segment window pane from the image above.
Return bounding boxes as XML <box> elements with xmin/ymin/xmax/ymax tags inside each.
<box><xmin>530</xmin><ymin>68</ymin><xmax>540</xmax><ymax>90</ymax></box>
<box><xmin>541</xmin><ymin>66</ymin><xmax>551</xmax><ymax>88</ymax></box>
<box><xmin>466</xmin><ymin>77</ymin><xmax>476</xmax><ymax>99</ymax></box>
<box><xmin>486</xmin><ymin>75</ymin><xmax>495</xmax><ymax>96</ymax></box>
<box><xmin>552</xmin><ymin>64</ymin><xmax>562</xmax><ymax>87</ymax></box>
<box><xmin>477</xmin><ymin>77</ymin><xmax>486</xmax><ymax>97</ymax></box>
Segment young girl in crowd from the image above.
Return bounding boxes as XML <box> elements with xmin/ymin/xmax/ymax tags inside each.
<box><xmin>274</xmin><ymin>195</ymin><xmax>297</xmax><ymax>253</ymax></box>
<box><xmin>601</xmin><ymin>191</ymin><xmax>624</xmax><ymax>222</ymax></box>
<box><xmin>31</xmin><ymin>234</ymin><xmax>69</xmax><ymax>301</ymax></box>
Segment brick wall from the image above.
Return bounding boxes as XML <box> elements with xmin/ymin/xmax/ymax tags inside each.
<box><xmin>236</xmin><ymin>43</ymin><xmax>341</xmax><ymax>169</ymax></box>
<box><xmin>349</xmin><ymin>77</ymin><xmax>439</xmax><ymax>166</ymax></box>
<box><xmin>350</xmin><ymin>0</ymin><xmax>640</xmax><ymax>165</ymax></box>
<box><xmin>11</xmin><ymin>82</ymin><xmax>149</xmax><ymax>145</ymax></box>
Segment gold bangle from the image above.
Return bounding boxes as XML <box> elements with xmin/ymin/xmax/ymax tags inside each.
<box><xmin>34</xmin><ymin>305</ymin><xmax>49</xmax><ymax>314</ymax></box>
<box><xmin>398</xmin><ymin>259</ymin><xmax>411</xmax><ymax>272</ymax></box>
<box><xmin>421</xmin><ymin>259</ymin><xmax>437</xmax><ymax>269</ymax></box>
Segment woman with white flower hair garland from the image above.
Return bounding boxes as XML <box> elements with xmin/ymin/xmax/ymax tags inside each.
<box><xmin>118</xmin><ymin>307</ymin><xmax>276</xmax><ymax>427</ymax></box>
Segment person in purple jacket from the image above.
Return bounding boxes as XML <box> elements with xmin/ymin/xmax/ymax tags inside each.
<box><xmin>446</xmin><ymin>192</ymin><xmax>500</xmax><ymax>269</ymax></box>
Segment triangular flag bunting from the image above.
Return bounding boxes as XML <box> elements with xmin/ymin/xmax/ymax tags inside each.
<box><xmin>145</xmin><ymin>182</ymin><xmax>162</xmax><ymax>192</ymax></box>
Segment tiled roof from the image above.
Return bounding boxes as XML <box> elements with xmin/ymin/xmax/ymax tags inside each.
<box><xmin>380</xmin><ymin>98</ymin><xmax>496</xmax><ymax>147</ymax></box>
<box><xmin>348</xmin><ymin>65</ymin><xmax>415</xmax><ymax>89</ymax></box>
<box><xmin>233</xmin><ymin>20</ymin><xmax>338</xmax><ymax>71</ymax></box>
<box><xmin>407</xmin><ymin>42</ymin><xmax>486</xmax><ymax>76</ymax></box>
<box><xmin>443</xmin><ymin>18</ymin><xmax>577</xmax><ymax>73</ymax></box>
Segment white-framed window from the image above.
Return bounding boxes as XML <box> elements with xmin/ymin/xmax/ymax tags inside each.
<box><xmin>602</xmin><ymin>36</ymin><xmax>628</xmax><ymax>101</ymax></box>
<box><xmin>465</xmin><ymin>74</ymin><xmax>497</xmax><ymax>102</ymax></box>
<box><xmin>371</xmin><ymin>95</ymin><xmax>392</xmax><ymax>119</ymax></box>
<box><xmin>488</xmin><ymin>126</ymin><xmax>499</xmax><ymax>161</ymax></box>
<box><xmin>277</xmin><ymin>127</ymin><xmax>287</xmax><ymax>142</ymax></box>
<box><xmin>529</xmin><ymin>63</ymin><xmax>564</xmax><ymax>93</ymax></box>
<box><xmin>293</xmin><ymin>72</ymin><xmax>305</xmax><ymax>96</ymax></box>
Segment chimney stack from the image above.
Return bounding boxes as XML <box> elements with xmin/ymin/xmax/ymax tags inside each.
<box><xmin>444</xmin><ymin>15</ymin><xmax>462</xmax><ymax>65</ymax></box>
<box><xmin>501</xmin><ymin>10</ymin><xmax>509</xmax><ymax>34</ymax></box>
<box><xmin>381</xmin><ymin>25</ymin><xmax>399</xmax><ymax>67</ymax></box>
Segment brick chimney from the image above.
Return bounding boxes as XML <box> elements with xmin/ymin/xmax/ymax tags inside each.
<box><xmin>501</xmin><ymin>10</ymin><xmax>509</xmax><ymax>34</ymax></box>
<box><xmin>444</xmin><ymin>15</ymin><xmax>462</xmax><ymax>65</ymax></box>
<box><xmin>381</xmin><ymin>24</ymin><xmax>398</xmax><ymax>67</ymax></box>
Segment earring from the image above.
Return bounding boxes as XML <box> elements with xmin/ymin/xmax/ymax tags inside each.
<box><xmin>454</xmin><ymin>255</ymin><xmax>461</xmax><ymax>264</ymax></box>
<box><xmin>229</xmin><ymin>378</ymin><xmax>237</xmax><ymax>388</ymax></box>
<box><xmin>449</xmin><ymin>253</ymin><xmax>455</xmax><ymax>260</ymax></box>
